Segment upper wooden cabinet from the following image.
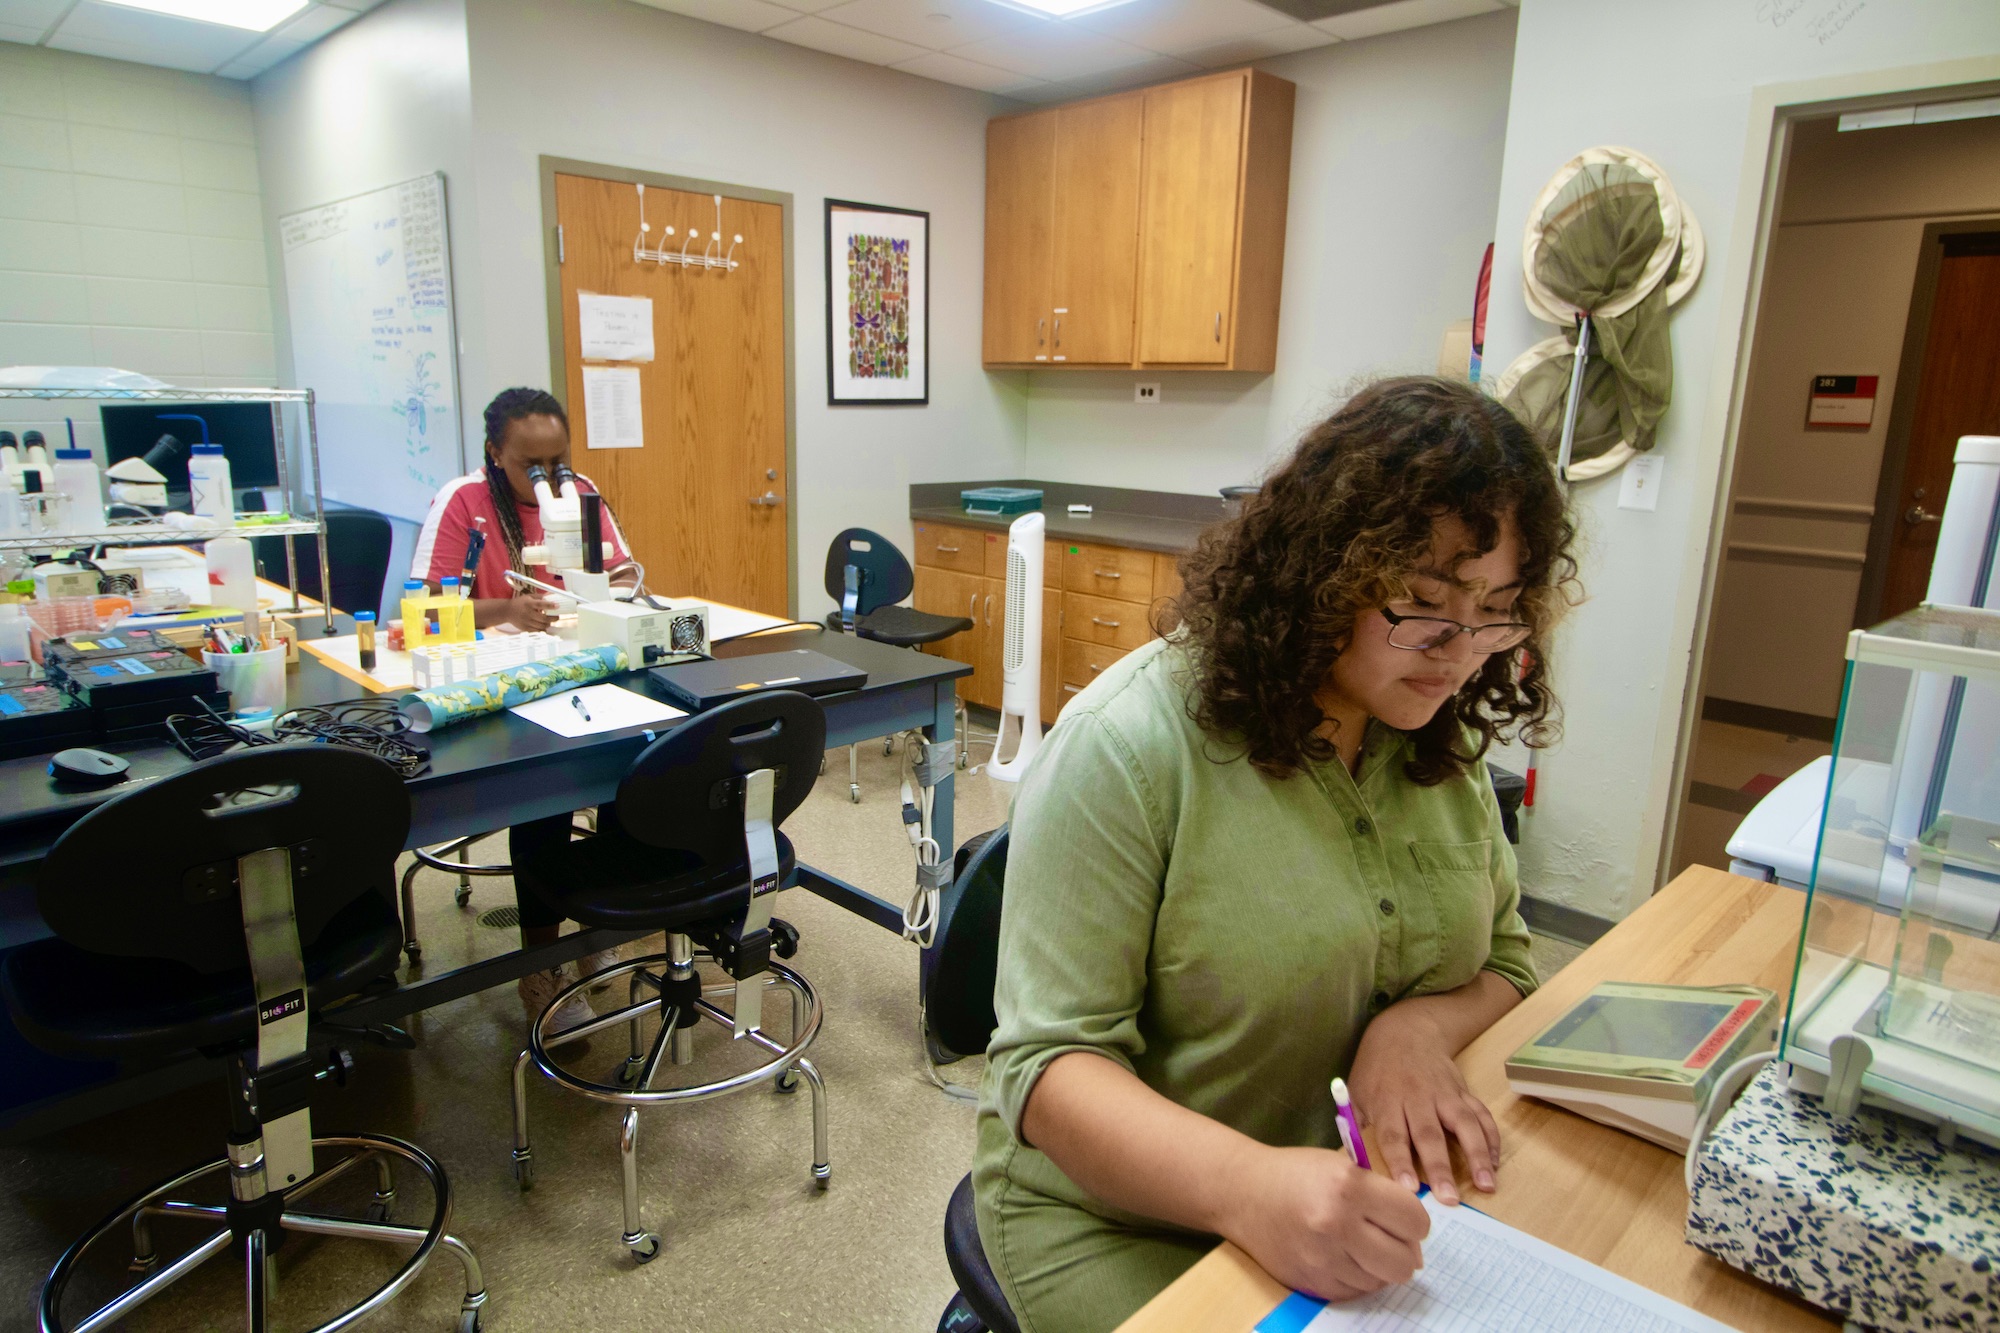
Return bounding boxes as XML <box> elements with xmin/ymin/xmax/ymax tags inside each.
<box><xmin>982</xmin><ymin>69</ymin><xmax>1294</xmax><ymax>373</ymax></box>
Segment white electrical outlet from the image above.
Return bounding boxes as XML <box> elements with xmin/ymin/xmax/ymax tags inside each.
<box><xmin>1135</xmin><ymin>382</ymin><xmax>1161</xmax><ymax>404</ymax></box>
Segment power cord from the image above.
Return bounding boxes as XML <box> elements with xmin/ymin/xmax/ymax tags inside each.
<box><xmin>165</xmin><ymin>696</ymin><xmax>430</xmax><ymax>778</ymax></box>
<box><xmin>712</xmin><ymin>621</ymin><xmax>825</xmax><ymax>644</ymax></box>
<box><xmin>1683</xmin><ymin>1050</ymin><xmax>1779</xmax><ymax>1192</ymax></box>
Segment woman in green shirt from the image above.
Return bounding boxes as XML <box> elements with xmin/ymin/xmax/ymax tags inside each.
<box><xmin>974</xmin><ymin>377</ymin><xmax>1578</xmax><ymax>1332</ymax></box>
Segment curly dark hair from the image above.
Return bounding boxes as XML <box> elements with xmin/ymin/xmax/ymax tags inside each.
<box><xmin>1169</xmin><ymin>376</ymin><xmax>1579</xmax><ymax>785</ymax></box>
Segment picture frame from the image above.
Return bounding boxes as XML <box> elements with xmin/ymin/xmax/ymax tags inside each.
<box><xmin>825</xmin><ymin>199</ymin><xmax>929</xmax><ymax>406</ymax></box>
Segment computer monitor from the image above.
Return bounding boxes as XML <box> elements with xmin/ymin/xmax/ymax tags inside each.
<box><xmin>99</xmin><ymin>403</ymin><xmax>282</xmax><ymax>493</ymax></box>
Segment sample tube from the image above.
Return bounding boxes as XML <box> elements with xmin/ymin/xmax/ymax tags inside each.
<box><xmin>356</xmin><ymin>610</ymin><xmax>377</xmax><ymax>671</ymax></box>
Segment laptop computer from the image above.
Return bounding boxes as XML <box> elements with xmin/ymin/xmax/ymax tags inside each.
<box><xmin>647</xmin><ymin>648</ymin><xmax>866</xmax><ymax>712</ymax></box>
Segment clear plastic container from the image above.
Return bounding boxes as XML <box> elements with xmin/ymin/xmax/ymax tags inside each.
<box><xmin>205</xmin><ymin>534</ymin><xmax>257</xmax><ymax>614</ymax></box>
<box><xmin>0</xmin><ymin>604</ymin><xmax>29</xmax><ymax>662</ymax></box>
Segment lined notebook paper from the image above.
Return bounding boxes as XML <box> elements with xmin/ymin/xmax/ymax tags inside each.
<box><xmin>1255</xmin><ymin>1197</ymin><xmax>1732</xmax><ymax>1332</ymax></box>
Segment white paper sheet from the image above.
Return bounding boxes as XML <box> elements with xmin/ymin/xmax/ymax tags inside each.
<box><xmin>577</xmin><ymin>292</ymin><xmax>654</xmax><ymax>362</ymax></box>
<box><xmin>582</xmin><ymin>365</ymin><xmax>644</xmax><ymax>450</ymax></box>
<box><xmin>705</xmin><ymin>603</ymin><xmax>791</xmax><ymax>642</ymax></box>
<box><xmin>298</xmin><ymin>633</ymin><xmax>414</xmax><ymax>691</ymax></box>
<box><xmin>510</xmin><ymin>683</ymin><xmax>684</xmax><ymax>738</ymax></box>
<box><xmin>1276</xmin><ymin>1197</ymin><xmax>1732</xmax><ymax>1333</ymax></box>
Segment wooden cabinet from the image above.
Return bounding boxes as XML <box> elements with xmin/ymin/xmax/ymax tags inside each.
<box><xmin>982</xmin><ymin>69</ymin><xmax>1294</xmax><ymax>373</ymax></box>
<box><xmin>915</xmin><ymin>526</ymin><xmax>1189</xmax><ymax>726</ymax></box>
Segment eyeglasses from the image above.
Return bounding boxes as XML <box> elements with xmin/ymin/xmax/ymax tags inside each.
<box><xmin>1380</xmin><ymin>606</ymin><xmax>1531</xmax><ymax>654</ymax></box>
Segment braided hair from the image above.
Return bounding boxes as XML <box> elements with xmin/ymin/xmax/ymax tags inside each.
<box><xmin>481</xmin><ymin>387</ymin><xmax>568</xmax><ymax>574</ymax></box>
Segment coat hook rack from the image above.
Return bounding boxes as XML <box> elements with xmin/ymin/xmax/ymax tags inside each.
<box><xmin>633</xmin><ymin>186</ymin><xmax>742</xmax><ymax>272</ymax></box>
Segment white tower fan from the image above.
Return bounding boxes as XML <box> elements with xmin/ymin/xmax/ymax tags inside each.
<box><xmin>987</xmin><ymin>512</ymin><xmax>1045</xmax><ymax>782</ymax></box>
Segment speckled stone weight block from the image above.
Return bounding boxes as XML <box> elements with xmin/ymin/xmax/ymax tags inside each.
<box><xmin>1686</xmin><ymin>1063</ymin><xmax>2000</xmax><ymax>1331</ymax></box>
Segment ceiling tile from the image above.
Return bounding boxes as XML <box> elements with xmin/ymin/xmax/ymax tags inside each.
<box><xmin>213</xmin><ymin>53</ymin><xmax>269</xmax><ymax>76</ymax></box>
<box><xmin>0</xmin><ymin>0</ymin><xmax>69</xmax><ymax>34</ymax></box>
<box><xmin>1074</xmin><ymin>0</ymin><xmax>1295</xmax><ymax>56</ymax></box>
<box><xmin>320</xmin><ymin>0</ymin><xmax>389</xmax><ymax>9</ymax></box>
<box><xmin>1176</xmin><ymin>22</ymin><xmax>1333</xmax><ymax>66</ymax></box>
<box><xmin>765</xmin><ymin>0</ymin><xmax>849</xmax><ymax>10</ymax></box>
<box><xmin>265</xmin><ymin>2</ymin><xmax>356</xmax><ymax>42</ymax></box>
<box><xmin>51</xmin><ymin>3</ymin><xmax>262</xmax><ymax>71</ymax></box>
<box><xmin>944</xmin><ymin>22</ymin><xmax>1155</xmax><ymax>80</ymax></box>
<box><xmin>0</xmin><ymin>21</ymin><xmax>50</xmax><ymax>41</ymax></box>
<box><xmin>763</xmin><ymin>13</ymin><xmax>927</xmax><ymax>63</ymax></box>
<box><xmin>1311</xmin><ymin>0</ymin><xmax>1499</xmax><ymax>40</ymax></box>
<box><xmin>891</xmin><ymin>47</ymin><xmax>1035</xmax><ymax>92</ymax></box>
<box><xmin>220</xmin><ymin>32</ymin><xmax>305</xmax><ymax>75</ymax></box>
<box><xmin>628</xmin><ymin>0</ymin><xmax>799</xmax><ymax>34</ymax></box>
<box><xmin>815</xmin><ymin>0</ymin><xmax>1039</xmax><ymax>52</ymax></box>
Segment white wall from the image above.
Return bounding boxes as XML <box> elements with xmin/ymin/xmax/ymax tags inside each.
<box><xmin>0</xmin><ymin>44</ymin><xmax>275</xmax><ymax>454</ymax></box>
<box><xmin>462</xmin><ymin>0</ymin><xmax>1027</xmax><ymax>617</ymax></box>
<box><xmin>1019</xmin><ymin>10</ymin><xmax>1518</xmax><ymax>495</ymax></box>
<box><xmin>1704</xmin><ymin>113</ymin><xmax>2000</xmax><ymax>717</ymax></box>
<box><xmin>1487</xmin><ymin>0</ymin><xmax>2000</xmax><ymax>921</ymax></box>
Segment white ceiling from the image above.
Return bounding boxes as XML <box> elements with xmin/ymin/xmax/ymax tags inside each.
<box><xmin>634</xmin><ymin>0</ymin><xmax>1515</xmax><ymax>102</ymax></box>
<box><xmin>0</xmin><ymin>0</ymin><xmax>386</xmax><ymax>79</ymax></box>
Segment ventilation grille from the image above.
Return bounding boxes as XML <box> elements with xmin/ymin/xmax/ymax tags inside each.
<box><xmin>477</xmin><ymin>905</ymin><xmax>521</xmax><ymax>929</ymax></box>
<box><xmin>1004</xmin><ymin>546</ymin><xmax>1027</xmax><ymax>672</ymax></box>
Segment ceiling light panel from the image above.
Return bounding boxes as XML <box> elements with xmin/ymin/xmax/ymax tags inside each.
<box><xmin>989</xmin><ymin>0</ymin><xmax>1140</xmax><ymax>18</ymax></box>
<box><xmin>98</xmin><ymin>0</ymin><xmax>309</xmax><ymax>32</ymax></box>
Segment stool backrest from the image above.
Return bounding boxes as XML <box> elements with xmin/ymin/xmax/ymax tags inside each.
<box><xmin>37</xmin><ymin>745</ymin><xmax>411</xmax><ymax>975</ymax></box>
<box><xmin>922</xmin><ymin>826</ymin><xmax>1009</xmax><ymax>1060</ymax></box>
<box><xmin>822</xmin><ymin>528</ymin><xmax>915</xmax><ymax>626</ymax></box>
<box><xmin>615</xmin><ymin>690</ymin><xmax>825</xmax><ymax>865</ymax></box>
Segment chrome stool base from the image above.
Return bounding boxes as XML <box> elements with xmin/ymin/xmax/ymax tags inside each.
<box><xmin>510</xmin><ymin>947</ymin><xmax>829</xmax><ymax>1264</ymax></box>
<box><xmin>41</xmin><ymin>1134</ymin><xmax>485</xmax><ymax>1333</ymax></box>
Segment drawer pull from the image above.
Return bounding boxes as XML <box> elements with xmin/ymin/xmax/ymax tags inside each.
<box><xmin>936</xmin><ymin>544</ymin><xmax>961</xmax><ymax>554</ymax></box>
<box><xmin>1091</xmin><ymin>616</ymin><xmax>1121</xmax><ymax>629</ymax></box>
<box><xmin>1093</xmin><ymin>569</ymin><xmax>1122</xmax><ymax>579</ymax></box>
<box><xmin>1063</xmin><ymin>684</ymin><xmax>1082</xmax><ymax>694</ymax></box>
<box><xmin>1088</xmin><ymin>664</ymin><xmax>1102</xmax><ymax>674</ymax></box>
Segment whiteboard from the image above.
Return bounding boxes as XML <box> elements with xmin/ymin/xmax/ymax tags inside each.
<box><xmin>280</xmin><ymin>172</ymin><xmax>463</xmax><ymax>523</ymax></box>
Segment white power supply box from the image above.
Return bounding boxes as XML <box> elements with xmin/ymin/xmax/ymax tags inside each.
<box><xmin>574</xmin><ymin>598</ymin><xmax>709</xmax><ymax>667</ymax></box>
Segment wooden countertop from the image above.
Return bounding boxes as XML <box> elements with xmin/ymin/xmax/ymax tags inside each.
<box><xmin>1116</xmin><ymin>866</ymin><xmax>1838</xmax><ymax>1333</ymax></box>
<box><xmin>909</xmin><ymin>479</ymin><xmax>1228</xmax><ymax>557</ymax></box>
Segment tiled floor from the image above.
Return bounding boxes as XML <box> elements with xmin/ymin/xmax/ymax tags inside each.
<box><xmin>1669</xmin><ymin>717</ymin><xmax>1832</xmax><ymax>878</ymax></box>
<box><xmin>2</xmin><ymin>738</ymin><xmax>1588</xmax><ymax>1332</ymax></box>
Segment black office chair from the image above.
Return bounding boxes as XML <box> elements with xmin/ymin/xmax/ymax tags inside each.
<box><xmin>0</xmin><ymin>746</ymin><xmax>488</xmax><ymax>1333</ymax></box>
<box><xmin>823</xmin><ymin>527</ymin><xmax>975</xmax><ymax>800</ymax></box>
<box><xmin>255</xmin><ymin>508</ymin><xmax>393</xmax><ymax>616</ymax></box>
<box><xmin>509</xmin><ymin>691</ymin><xmax>832</xmax><ymax>1263</ymax></box>
<box><xmin>925</xmin><ymin>826</ymin><xmax>1019</xmax><ymax>1333</ymax></box>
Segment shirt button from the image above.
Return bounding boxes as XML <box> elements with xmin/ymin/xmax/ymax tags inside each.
<box><xmin>1371</xmin><ymin>990</ymin><xmax>1391</xmax><ymax>1011</ymax></box>
<box><xmin>1378</xmin><ymin>898</ymin><xmax>1396</xmax><ymax>917</ymax></box>
<box><xmin>1354</xmin><ymin>817</ymin><xmax>1373</xmax><ymax>836</ymax></box>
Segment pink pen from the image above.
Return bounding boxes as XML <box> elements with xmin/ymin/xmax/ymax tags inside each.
<box><xmin>1331</xmin><ymin>1077</ymin><xmax>1371</xmax><ymax>1170</ymax></box>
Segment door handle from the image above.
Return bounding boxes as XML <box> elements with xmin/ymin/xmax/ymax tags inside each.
<box><xmin>1214</xmin><ymin>311</ymin><xmax>1222</xmax><ymax>343</ymax></box>
<box><xmin>749</xmin><ymin>491</ymin><xmax>783</xmax><ymax>507</ymax></box>
<box><xmin>1905</xmin><ymin>504</ymin><xmax>1941</xmax><ymax>525</ymax></box>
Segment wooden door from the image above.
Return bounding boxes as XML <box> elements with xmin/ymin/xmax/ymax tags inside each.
<box><xmin>553</xmin><ymin>173</ymin><xmax>788</xmax><ymax>614</ymax></box>
<box><xmin>984</xmin><ymin>110</ymin><xmax>1056</xmax><ymax>364</ymax></box>
<box><xmin>1049</xmin><ymin>94</ymin><xmax>1142</xmax><ymax>365</ymax></box>
<box><xmin>1884</xmin><ymin>234</ymin><xmax>2000</xmax><ymax>616</ymax></box>
<box><xmin>1137</xmin><ymin>74</ymin><xmax>1245</xmax><ymax>365</ymax></box>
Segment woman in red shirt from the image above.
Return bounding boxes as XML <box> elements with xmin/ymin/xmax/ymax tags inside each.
<box><xmin>411</xmin><ymin>387</ymin><xmax>637</xmax><ymax>1027</ymax></box>
<box><xmin>411</xmin><ymin>387</ymin><xmax>637</xmax><ymax>629</ymax></box>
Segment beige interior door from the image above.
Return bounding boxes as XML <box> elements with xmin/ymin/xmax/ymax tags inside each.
<box><xmin>1050</xmin><ymin>93</ymin><xmax>1142</xmax><ymax>365</ymax></box>
<box><xmin>983</xmin><ymin>111</ymin><xmax>1056</xmax><ymax>365</ymax></box>
<box><xmin>1137</xmin><ymin>75</ymin><xmax>1244</xmax><ymax>365</ymax></box>
<box><xmin>553</xmin><ymin>172</ymin><xmax>788</xmax><ymax>615</ymax></box>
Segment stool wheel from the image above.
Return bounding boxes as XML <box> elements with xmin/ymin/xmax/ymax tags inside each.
<box><xmin>615</xmin><ymin>1058</ymin><xmax>646</xmax><ymax>1089</ymax></box>
<box><xmin>458</xmin><ymin>1308</ymin><xmax>485</xmax><ymax>1333</ymax></box>
<box><xmin>404</xmin><ymin>941</ymin><xmax>422</xmax><ymax>964</ymax></box>
<box><xmin>454</xmin><ymin>885</ymin><xmax>472</xmax><ymax>908</ymax></box>
<box><xmin>849</xmin><ymin>784</ymin><xmax>860</xmax><ymax>804</ymax></box>
<box><xmin>512</xmin><ymin>1154</ymin><xmax>534</xmax><ymax>1191</ymax></box>
<box><xmin>774</xmin><ymin>1069</ymin><xmax>799</xmax><ymax>1094</ymax></box>
<box><xmin>629</xmin><ymin>1232</ymin><xmax>662</xmax><ymax>1264</ymax></box>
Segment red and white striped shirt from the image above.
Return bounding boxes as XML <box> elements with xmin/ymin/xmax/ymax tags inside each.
<box><xmin>410</xmin><ymin>470</ymin><xmax>632</xmax><ymax>599</ymax></box>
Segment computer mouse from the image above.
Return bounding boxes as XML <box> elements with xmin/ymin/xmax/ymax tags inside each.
<box><xmin>49</xmin><ymin>747</ymin><xmax>130</xmax><ymax>786</ymax></box>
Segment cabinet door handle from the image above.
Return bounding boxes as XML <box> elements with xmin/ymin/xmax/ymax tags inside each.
<box><xmin>1214</xmin><ymin>311</ymin><xmax>1222</xmax><ymax>343</ymax></box>
<box><xmin>1037</xmin><ymin>317</ymin><xmax>1045</xmax><ymax>347</ymax></box>
<box><xmin>1093</xmin><ymin>568</ymin><xmax>1122</xmax><ymax>579</ymax></box>
<box><xmin>1053</xmin><ymin>316</ymin><xmax>1061</xmax><ymax>348</ymax></box>
<box><xmin>969</xmin><ymin>594</ymin><xmax>980</xmax><ymax>624</ymax></box>
<box><xmin>985</xmin><ymin>595</ymin><xmax>994</xmax><ymax>622</ymax></box>
<box><xmin>936</xmin><ymin>544</ymin><xmax>961</xmax><ymax>553</ymax></box>
<box><xmin>1091</xmin><ymin>616</ymin><xmax>1121</xmax><ymax>629</ymax></box>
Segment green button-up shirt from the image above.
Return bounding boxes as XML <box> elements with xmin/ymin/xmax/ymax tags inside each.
<box><xmin>973</xmin><ymin>638</ymin><xmax>1536</xmax><ymax>1332</ymax></box>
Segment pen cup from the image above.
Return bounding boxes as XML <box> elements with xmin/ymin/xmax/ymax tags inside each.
<box><xmin>204</xmin><ymin>644</ymin><xmax>287</xmax><ymax>713</ymax></box>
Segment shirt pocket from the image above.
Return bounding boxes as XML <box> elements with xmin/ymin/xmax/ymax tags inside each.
<box><xmin>1407</xmin><ymin>839</ymin><xmax>1495</xmax><ymax>995</ymax></box>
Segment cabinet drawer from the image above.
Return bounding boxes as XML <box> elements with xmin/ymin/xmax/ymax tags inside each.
<box><xmin>1045</xmin><ymin>539</ymin><xmax>1062</xmax><ymax>589</ymax></box>
<box><xmin>1063</xmin><ymin>591</ymin><xmax>1150</xmax><ymax>651</ymax></box>
<box><xmin>1062</xmin><ymin>638</ymin><xmax>1126</xmax><ymax>689</ymax></box>
<box><xmin>914</xmin><ymin>522</ymin><xmax>987</xmax><ymax>575</ymax></box>
<box><xmin>1063</xmin><ymin>542</ymin><xmax>1154</xmax><ymax>602</ymax></box>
